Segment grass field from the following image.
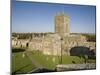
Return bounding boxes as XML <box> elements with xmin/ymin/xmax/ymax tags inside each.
<box><xmin>12</xmin><ymin>48</ymin><xmax>96</xmax><ymax>74</ymax></box>
<box><xmin>12</xmin><ymin>51</ymin><xmax>36</xmax><ymax>74</ymax></box>
<box><xmin>30</xmin><ymin>51</ymin><xmax>85</xmax><ymax>69</ymax></box>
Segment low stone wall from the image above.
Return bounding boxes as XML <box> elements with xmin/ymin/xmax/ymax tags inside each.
<box><xmin>56</xmin><ymin>63</ymin><xmax>96</xmax><ymax>71</ymax></box>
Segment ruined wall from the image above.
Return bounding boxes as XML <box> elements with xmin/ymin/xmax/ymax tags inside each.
<box><xmin>12</xmin><ymin>39</ymin><xmax>29</xmax><ymax>48</ymax></box>
<box><xmin>12</xmin><ymin>33</ymin><xmax>96</xmax><ymax>56</ymax></box>
<box><xmin>28</xmin><ymin>34</ymin><xmax>61</xmax><ymax>55</ymax></box>
<box><xmin>62</xmin><ymin>35</ymin><xmax>96</xmax><ymax>56</ymax></box>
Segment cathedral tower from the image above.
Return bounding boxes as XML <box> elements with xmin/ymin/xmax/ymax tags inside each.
<box><xmin>55</xmin><ymin>13</ymin><xmax>70</xmax><ymax>38</ymax></box>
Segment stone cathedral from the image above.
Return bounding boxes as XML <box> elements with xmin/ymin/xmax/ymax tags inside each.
<box><xmin>12</xmin><ymin>13</ymin><xmax>96</xmax><ymax>56</ymax></box>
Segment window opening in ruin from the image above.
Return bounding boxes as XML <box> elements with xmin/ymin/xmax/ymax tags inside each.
<box><xmin>26</xmin><ymin>43</ymin><xmax>29</xmax><ymax>47</ymax></box>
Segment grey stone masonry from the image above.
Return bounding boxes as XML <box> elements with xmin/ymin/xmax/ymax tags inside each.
<box><xmin>56</xmin><ymin>63</ymin><xmax>96</xmax><ymax>71</ymax></box>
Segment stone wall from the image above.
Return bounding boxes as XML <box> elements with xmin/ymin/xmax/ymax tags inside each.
<box><xmin>12</xmin><ymin>33</ymin><xmax>96</xmax><ymax>56</ymax></box>
<box><xmin>12</xmin><ymin>38</ymin><xmax>29</xmax><ymax>48</ymax></box>
<box><xmin>28</xmin><ymin>33</ymin><xmax>62</xmax><ymax>55</ymax></box>
<box><xmin>56</xmin><ymin>63</ymin><xmax>96</xmax><ymax>71</ymax></box>
<box><xmin>61</xmin><ymin>34</ymin><xmax>96</xmax><ymax>56</ymax></box>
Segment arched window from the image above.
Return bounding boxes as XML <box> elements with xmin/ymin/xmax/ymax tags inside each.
<box><xmin>26</xmin><ymin>43</ymin><xmax>29</xmax><ymax>47</ymax></box>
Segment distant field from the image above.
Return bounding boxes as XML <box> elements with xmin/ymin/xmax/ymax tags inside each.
<box><xmin>82</xmin><ymin>34</ymin><xmax>96</xmax><ymax>42</ymax></box>
<box><xmin>12</xmin><ymin>48</ymin><xmax>96</xmax><ymax>74</ymax></box>
<box><xmin>71</xmin><ymin>33</ymin><xmax>96</xmax><ymax>42</ymax></box>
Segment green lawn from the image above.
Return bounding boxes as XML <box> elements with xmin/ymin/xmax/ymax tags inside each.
<box><xmin>12</xmin><ymin>51</ymin><xmax>36</xmax><ymax>74</ymax></box>
<box><xmin>28</xmin><ymin>51</ymin><xmax>85</xmax><ymax>69</ymax></box>
<box><xmin>12</xmin><ymin>49</ymin><xmax>96</xmax><ymax>74</ymax></box>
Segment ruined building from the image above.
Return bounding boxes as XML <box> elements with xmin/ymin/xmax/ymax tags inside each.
<box><xmin>12</xmin><ymin>13</ymin><xmax>96</xmax><ymax>56</ymax></box>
